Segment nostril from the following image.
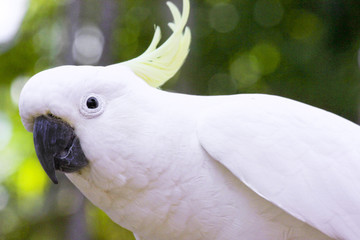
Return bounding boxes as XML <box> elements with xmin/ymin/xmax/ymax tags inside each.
<box><xmin>47</xmin><ymin>113</ymin><xmax>61</xmax><ymax>121</ymax></box>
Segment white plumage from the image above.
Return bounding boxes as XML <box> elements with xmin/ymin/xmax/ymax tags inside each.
<box><xmin>19</xmin><ymin>0</ymin><xmax>360</xmax><ymax>239</ymax></box>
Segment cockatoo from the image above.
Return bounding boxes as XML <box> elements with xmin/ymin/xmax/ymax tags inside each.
<box><xmin>19</xmin><ymin>0</ymin><xmax>360</xmax><ymax>239</ymax></box>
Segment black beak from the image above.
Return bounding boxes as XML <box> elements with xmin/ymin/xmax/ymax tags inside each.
<box><xmin>33</xmin><ymin>115</ymin><xmax>88</xmax><ymax>184</ymax></box>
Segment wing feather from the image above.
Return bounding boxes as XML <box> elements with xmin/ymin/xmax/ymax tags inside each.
<box><xmin>197</xmin><ymin>94</ymin><xmax>360</xmax><ymax>239</ymax></box>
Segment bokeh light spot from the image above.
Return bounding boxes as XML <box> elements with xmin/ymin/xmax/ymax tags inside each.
<box><xmin>288</xmin><ymin>10</ymin><xmax>321</xmax><ymax>40</ymax></box>
<box><xmin>16</xmin><ymin>158</ymin><xmax>48</xmax><ymax>198</ymax></box>
<box><xmin>0</xmin><ymin>0</ymin><xmax>29</xmax><ymax>45</ymax></box>
<box><xmin>0</xmin><ymin>112</ymin><xmax>12</xmax><ymax>151</ymax></box>
<box><xmin>33</xmin><ymin>23</ymin><xmax>65</xmax><ymax>58</ymax></box>
<box><xmin>73</xmin><ymin>25</ymin><xmax>104</xmax><ymax>65</ymax></box>
<box><xmin>209</xmin><ymin>3</ymin><xmax>239</xmax><ymax>33</ymax></box>
<box><xmin>230</xmin><ymin>54</ymin><xmax>261</xmax><ymax>89</ymax></box>
<box><xmin>250</xmin><ymin>43</ymin><xmax>281</xmax><ymax>75</ymax></box>
<box><xmin>208</xmin><ymin>73</ymin><xmax>237</xmax><ymax>95</ymax></box>
<box><xmin>10</xmin><ymin>76</ymin><xmax>28</xmax><ymax>105</ymax></box>
<box><xmin>254</xmin><ymin>0</ymin><xmax>284</xmax><ymax>28</ymax></box>
<box><xmin>0</xmin><ymin>208</ymin><xmax>20</xmax><ymax>234</ymax></box>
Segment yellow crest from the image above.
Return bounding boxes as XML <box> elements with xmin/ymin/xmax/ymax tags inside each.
<box><xmin>118</xmin><ymin>0</ymin><xmax>191</xmax><ymax>88</ymax></box>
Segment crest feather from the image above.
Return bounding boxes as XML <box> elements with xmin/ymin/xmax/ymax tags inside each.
<box><xmin>118</xmin><ymin>0</ymin><xmax>191</xmax><ymax>88</ymax></box>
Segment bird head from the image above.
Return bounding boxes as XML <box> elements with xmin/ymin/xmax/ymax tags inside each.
<box><xmin>19</xmin><ymin>0</ymin><xmax>191</xmax><ymax>184</ymax></box>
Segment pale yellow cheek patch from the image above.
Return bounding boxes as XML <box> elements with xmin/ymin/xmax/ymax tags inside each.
<box><xmin>118</xmin><ymin>0</ymin><xmax>191</xmax><ymax>88</ymax></box>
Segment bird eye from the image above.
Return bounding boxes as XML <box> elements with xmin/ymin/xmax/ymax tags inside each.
<box><xmin>80</xmin><ymin>94</ymin><xmax>105</xmax><ymax>118</ymax></box>
<box><xmin>86</xmin><ymin>97</ymin><xmax>99</xmax><ymax>109</ymax></box>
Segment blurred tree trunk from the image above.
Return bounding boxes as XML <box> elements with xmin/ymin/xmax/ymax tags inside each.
<box><xmin>63</xmin><ymin>0</ymin><xmax>90</xmax><ymax>239</ymax></box>
<box><xmin>99</xmin><ymin>0</ymin><xmax>119</xmax><ymax>65</ymax></box>
<box><xmin>65</xmin><ymin>195</ymin><xmax>89</xmax><ymax>240</ymax></box>
<box><xmin>64</xmin><ymin>0</ymin><xmax>81</xmax><ymax>65</ymax></box>
<box><xmin>62</xmin><ymin>0</ymin><xmax>119</xmax><ymax>239</ymax></box>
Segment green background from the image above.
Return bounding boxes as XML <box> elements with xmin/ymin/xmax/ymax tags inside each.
<box><xmin>1</xmin><ymin>0</ymin><xmax>360</xmax><ymax>239</ymax></box>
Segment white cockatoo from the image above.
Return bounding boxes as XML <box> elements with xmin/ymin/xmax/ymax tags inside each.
<box><xmin>19</xmin><ymin>0</ymin><xmax>360</xmax><ymax>239</ymax></box>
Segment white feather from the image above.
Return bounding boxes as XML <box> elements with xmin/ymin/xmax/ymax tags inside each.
<box><xmin>20</xmin><ymin>63</ymin><xmax>349</xmax><ymax>240</ymax></box>
<box><xmin>197</xmin><ymin>94</ymin><xmax>360</xmax><ymax>240</ymax></box>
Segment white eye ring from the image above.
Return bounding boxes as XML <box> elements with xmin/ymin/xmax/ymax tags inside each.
<box><xmin>80</xmin><ymin>94</ymin><xmax>105</xmax><ymax>118</ymax></box>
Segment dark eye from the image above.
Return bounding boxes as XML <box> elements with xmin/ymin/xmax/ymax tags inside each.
<box><xmin>86</xmin><ymin>97</ymin><xmax>99</xmax><ymax>109</ymax></box>
<box><xmin>80</xmin><ymin>94</ymin><xmax>104</xmax><ymax>118</ymax></box>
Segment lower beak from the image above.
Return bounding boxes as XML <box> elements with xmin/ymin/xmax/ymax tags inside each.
<box><xmin>33</xmin><ymin>115</ymin><xmax>88</xmax><ymax>184</ymax></box>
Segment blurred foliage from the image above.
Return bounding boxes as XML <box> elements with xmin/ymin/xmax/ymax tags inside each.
<box><xmin>0</xmin><ymin>0</ymin><xmax>360</xmax><ymax>239</ymax></box>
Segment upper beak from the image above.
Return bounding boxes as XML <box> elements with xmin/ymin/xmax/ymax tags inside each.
<box><xmin>33</xmin><ymin>115</ymin><xmax>88</xmax><ymax>184</ymax></box>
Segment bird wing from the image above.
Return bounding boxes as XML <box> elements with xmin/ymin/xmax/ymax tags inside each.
<box><xmin>196</xmin><ymin>94</ymin><xmax>360</xmax><ymax>240</ymax></box>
